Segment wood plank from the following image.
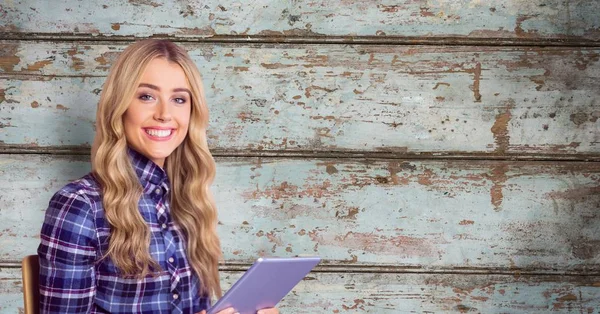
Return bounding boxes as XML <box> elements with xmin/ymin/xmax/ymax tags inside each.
<box><xmin>2</xmin><ymin>266</ymin><xmax>600</xmax><ymax>313</ymax></box>
<box><xmin>2</xmin><ymin>154</ymin><xmax>599</xmax><ymax>272</ymax></box>
<box><xmin>0</xmin><ymin>1</ymin><xmax>599</xmax><ymax>41</ymax></box>
<box><xmin>1</xmin><ymin>42</ymin><xmax>599</xmax><ymax>155</ymax></box>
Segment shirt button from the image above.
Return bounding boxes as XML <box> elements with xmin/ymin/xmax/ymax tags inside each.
<box><xmin>155</xmin><ymin>188</ymin><xmax>161</xmax><ymax>195</ymax></box>
<box><xmin>168</xmin><ymin>257</ymin><xmax>175</xmax><ymax>263</ymax></box>
<box><xmin>161</xmin><ymin>223</ymin><xmax>167</xmax><ymax>229</ymax></box>
<box><xmin>172</xmin><ymin>293</ymin><xmax>179</xmax><ymax>300</ymax></box>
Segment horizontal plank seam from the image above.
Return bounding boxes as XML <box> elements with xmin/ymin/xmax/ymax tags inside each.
<box><xmin>1</xmin><ymin>261</ymin><xmax>599</xmax><ymax>276</ymax></box>
<box><xmin>0</xmin><ymin>149</ymin><xmax>599</xmax><ymax>163</ymax></box>
<box><xmin>1</xmin><ymin>33</ymin><xmax>599</xmax><ymax>47</ymax></box>
<box><xmin>0</xmin><ymin>73</ymin><xmax>105</xmax><ymax>78</ymax></box>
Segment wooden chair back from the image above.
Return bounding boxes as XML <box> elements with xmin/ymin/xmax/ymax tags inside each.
<box><xmin>22</xmin><ymin>255</ymin><xmax>40</xmax><ymax>314</ymax></box>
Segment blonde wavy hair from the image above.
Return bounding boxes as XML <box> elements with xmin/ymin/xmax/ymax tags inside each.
<box><xmin>92</xmin><ymin>39</ymin><xmax>222</xmax><ymax>298</ymax></box>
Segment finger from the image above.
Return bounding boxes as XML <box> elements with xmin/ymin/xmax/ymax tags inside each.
<box><xmin>217</xmin><ymin>308</ymin><xmax>238</xmax><ymax>314</ymax></box>
<box><xmin>257</xmin><ymin>308</ymin><xmax>279</xmax><ymax>314</ymax></box>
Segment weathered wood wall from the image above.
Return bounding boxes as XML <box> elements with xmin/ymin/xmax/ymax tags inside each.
<box><xmin>1</xmin><ymin>1</ymin><xmax>599</xmax><ymax>313</ymax></box>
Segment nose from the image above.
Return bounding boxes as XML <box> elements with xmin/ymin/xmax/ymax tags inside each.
<box><xmin>153</xmin><ymin>96</ymin><xmax>172</xmax><ymax>122</ymax></box>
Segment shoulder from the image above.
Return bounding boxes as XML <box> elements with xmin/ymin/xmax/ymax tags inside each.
<box><xmin>58</xmin><ymin>173</ymin><xmax>101</xmax><ymax>200</ymax></box>
<box><xmin>51</xmin><ymin>173</ymin><xmax>102</xmax><ymax>205</ymax></box>
<box><xmin>40</xmin><ymin>174</ymin><xmax>101</xmax><ymax>260</ymax></box>
<box><xmin>45</xmin><ymin>173</ymin><xmax>102</xmax><ymax>228</ymax></box>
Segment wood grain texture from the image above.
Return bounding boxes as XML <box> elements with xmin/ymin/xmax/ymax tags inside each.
<box><xmin>1</xmin><ymin>42</ymin><xmax>599</xmax><ymax>155</ymax></box>
<box><xmin>0</xmin><ymin>0</ymin><xmax>599</xmax><ymax>41</ymax></box>
<box><xmin>2</xmin><ymin>1</ymin><xmax>599</xmax><ymax>313</ymax></box>
<box><xmin>2</xmin><ymin>154</ymin><xmax>599</xmax><ymax>272</ymax></box>
<box><xmin>2</xmin><ymin>266</ymin><xmax>600</xmax><ymax>314</ymax></box>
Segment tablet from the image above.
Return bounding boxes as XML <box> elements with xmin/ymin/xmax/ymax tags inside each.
<box><xmin>208</xmin><ymin>256</ymin><xmax>321</xmax><ymax>314</ymax></box>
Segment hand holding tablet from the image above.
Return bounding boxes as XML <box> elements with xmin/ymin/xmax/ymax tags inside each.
<box><xmin>207</xmin><ymin>257</ymin><xmax>321</xmax><ymax>314</ymax></box>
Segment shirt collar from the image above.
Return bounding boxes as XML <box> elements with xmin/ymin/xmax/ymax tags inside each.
<box><xmin>127</xmin><ymin>147</ymin><xmax>170</xmax><ymax>191</ymax></box>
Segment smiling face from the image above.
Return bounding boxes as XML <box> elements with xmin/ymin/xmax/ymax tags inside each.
<box><xmin>123</xmin><ymin>57</ymin><xmax>192</xmax><ymax>167</ymax></box>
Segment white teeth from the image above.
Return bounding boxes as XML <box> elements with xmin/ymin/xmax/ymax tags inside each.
<box><xmin>145</xmin><ymin>129</ymin><xmax>172</xmax><ymax>138</ymax></box>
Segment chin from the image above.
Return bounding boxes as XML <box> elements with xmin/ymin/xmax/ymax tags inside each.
<box><xmin>145</xmin><ymin>147</ymin><xmax>175</xmax><ymax>158</ymax></box>
<box><xmin>151</xmin><ymin>150</ymin><xmax>175</xmax><ymax>159</ymax></box>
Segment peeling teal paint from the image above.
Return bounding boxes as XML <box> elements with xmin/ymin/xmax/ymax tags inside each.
<box><xmin>1</xmin><ymin>43</ymin><xmax>599</xmax><ymax>154</ymax></box>
<box><xmin>1</xmin><ymin>1</ymin><xmax>599</xmax><ymax>39</ymax></box>
<box><xmin>1</xmin><ymin>1</ymin><xmax>599</xmax><ymax>313</ymax></box>
<box><xmin>2</xmin><ymin>155</ymin><xmax>599</xmax><ymax>271</ymax></box>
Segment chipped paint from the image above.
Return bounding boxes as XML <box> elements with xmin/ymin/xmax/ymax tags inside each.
<box><xmin>1</xmin><ymin>43</ymin><xmax>599</xmax><ymax>155</ymax></box>
<box><xmin>490</xmin><ymin>100</ymin><xmax>515</xmax><ymax>154</ymax></box>
<box><xmin>489</xmin><ymin>164</ymin><xmax>508</xmax><ymax>211</ymax></box>
<box><xmin>470</xmin><ymin>62</ymin><xmax>482</xmax><ymax>102</ymax></box>
<box><xmin>25</xmin><ymin>59</ymin><xmax>53</xmax><ymax>71</ymax></box>
<box><xmin>0</xmin><ymin>45</ymin><xmax>20</xmax><ymax>72</ymax></box>
<box><xmin>571</xmin><ymin>112</ymin><xmax>589</xmax><ymax>126</ymax></box>
<box><xmin>1</xmin><ymin>267</ymin><xmax>598</xmax><ymax>313</ymax></box>
<box><xmin>128</xmin><ymin>0</ymin><xmax>161</xmax><ymax>8</ymax></box>
<box><xmin>2</xmin><ymin>2</ymin><xmax>600</xmax><ymax>312</ymax></box>
<box><xmin>1</xmin><ymin>1</ymin><xmax>599</xmax><ymax>39</ymax></box>
<box><xmin>4</xmin><ymin>155</ymin><xmax>600</xmax><ymax>273</ymax></box>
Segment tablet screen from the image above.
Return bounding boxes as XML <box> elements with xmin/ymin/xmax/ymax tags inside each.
<box><xmin>208</xmin><ymin>257</ymin><xmax>320</xmax><ymax>314</ymax></box>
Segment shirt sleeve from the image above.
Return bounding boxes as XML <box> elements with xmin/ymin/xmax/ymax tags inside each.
<box><xmin>37</xmin><ymin>189</ymin><xmax>98</xmax><ymax>314</ymax></box>
<box><xmin>193</xmin><ymin>292</ymin><xmax>211</xmax><ymax>313</ymax></box>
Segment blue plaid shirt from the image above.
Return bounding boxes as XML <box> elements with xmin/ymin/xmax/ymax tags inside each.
<box><xmin>38</xmin><ymin>148</ymin><xmax>210</xmax><ymax>313</ymax></box>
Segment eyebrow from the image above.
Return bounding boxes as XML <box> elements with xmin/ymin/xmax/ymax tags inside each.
<box><xmin>138</xmin><ymin>83</ymin><xmax>192</xmax><ymax>95</ymax></box>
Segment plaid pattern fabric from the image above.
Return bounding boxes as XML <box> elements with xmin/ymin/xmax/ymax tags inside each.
<box><xmin>38</xmin><ymin>148</ymin><xmax>210</xmax><ymax>313</ymax></box>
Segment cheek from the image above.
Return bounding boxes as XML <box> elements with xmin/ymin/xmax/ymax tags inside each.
<box><xmin>122</xmin><ymin>108</ymin><xmax>146</xmax><ymax>141</ymax></box>
<box><xmin>122</xmin><ymin>115</ymin><xmax>137</xmax><ymax>143</ymax></box>
<box><xmin>122</xmin><ymin>112</ymin><xmax>138</xmax><ymax>133</ymax></box>
<box><xmin>177</xmin><ymin>108</ymin><xmax>192</xmax><ymax>132</ymax></box>
<box><xmin>123</xmin><ymin>104</ymin><xmax>148</xmax><ymax>129</ymax></box>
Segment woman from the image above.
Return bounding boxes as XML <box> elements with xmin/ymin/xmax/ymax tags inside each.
<box><xmin>38</xmin><ymin>39</ymin><xmax>278</xmax><ymax>314</ymax></box>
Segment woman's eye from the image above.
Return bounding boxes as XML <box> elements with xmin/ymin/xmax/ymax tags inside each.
<box><xmin>139</xmin><ymin>94</ymin><xmax>154</xmax><ymax>101</ymax></box>
<box><xmin>174</xmin><ymin>98</ymin><xmax>187</xmax><ymax>104</ymax></box>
